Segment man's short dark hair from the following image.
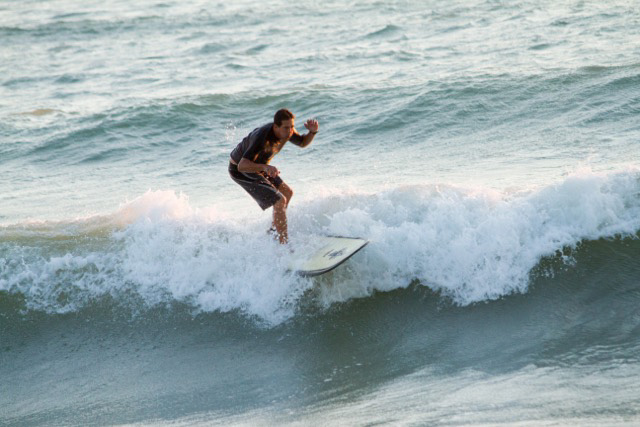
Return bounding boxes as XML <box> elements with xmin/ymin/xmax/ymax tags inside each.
<box><xmin>274</xmin><ymin>109</ymin><xmax>295</xmax><ymax>126</ymax></box>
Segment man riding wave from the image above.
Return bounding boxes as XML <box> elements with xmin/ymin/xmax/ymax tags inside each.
<box><xmin>228</xmin><ymin>109</ymin><xmax>319</xmax><ymax>244</ymax></box>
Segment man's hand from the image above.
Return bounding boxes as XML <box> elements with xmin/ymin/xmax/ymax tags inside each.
<box><xmin>304</xmin><ymin>119</ymin><xmax>319</xmax><ymax>134</ymax></box>
<box><xmin>263</xmin><ymin>164</ymin><xmax>280</xmax><ymax>178</ymax></box>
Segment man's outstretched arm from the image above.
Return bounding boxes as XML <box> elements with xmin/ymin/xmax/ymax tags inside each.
<box><xmin>299</xmin><ymin>119</ymin><xmax>319</xmax><ymax>147</ymax></box>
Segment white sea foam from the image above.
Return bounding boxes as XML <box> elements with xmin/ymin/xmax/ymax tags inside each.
<box><xmin>111</xmin><ymin>191</ymin><xmax>309</xmax><ymax>324</ymax></box>
<box><xmin>1</xmin><ymin>170</ymin><xmax>639</xmax><ymax>323</ymax></box>
<box><xmin>307</xmin><ymin>168</ymin><xmax>640</xmax><ymax>305</ymax></box>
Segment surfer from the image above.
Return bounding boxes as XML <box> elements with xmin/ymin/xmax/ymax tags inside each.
<box><xmin>229</xmin><ymin>109</ymin><xmax>319</xmax><ymax>244</ymax></box>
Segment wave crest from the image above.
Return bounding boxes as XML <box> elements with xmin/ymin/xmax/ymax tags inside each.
<box><xmin>2</xmin><ymin>170</ymin><xmax>639</xmax><ymax>324</ymax></box>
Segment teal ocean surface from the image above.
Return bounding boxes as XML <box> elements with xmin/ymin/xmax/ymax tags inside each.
<box><xmin>2</xmin><ymin>0</ymin><xmax>640</xmax><ymax>425</ymax></box>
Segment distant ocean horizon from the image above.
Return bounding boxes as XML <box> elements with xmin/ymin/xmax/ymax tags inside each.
<box><xmin>2</xmin><ymin>0</ymin><xmax>640</xmax><ymax>425</ymax></box>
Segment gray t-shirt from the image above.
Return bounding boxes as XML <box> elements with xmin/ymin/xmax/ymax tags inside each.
<box><xmin>230</xmin><ymin>123</ymin><xmax>303</xmax><ymax>165</ymax></box>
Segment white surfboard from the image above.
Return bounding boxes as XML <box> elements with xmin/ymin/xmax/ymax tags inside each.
<box><xmin>290</xmin><ymin>236</ymin><xmax>369</xmax><ymax>277</ymax></box>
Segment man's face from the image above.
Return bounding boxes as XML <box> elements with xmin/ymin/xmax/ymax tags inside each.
<box><xmin>274</xmin><ymin>119</ymin><xmax>294</xmax><ymax>142</ymax></box>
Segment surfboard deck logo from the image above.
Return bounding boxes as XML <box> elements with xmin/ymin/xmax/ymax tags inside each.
<box><xmin>325</xmin><ymin>248</ymin><xmax>346</xmax><ymax>259</ymax></box>
<box><xmin>290</xmin><ymin>236</ymin><xmax>368</xmax><ymax>277</ymax></box>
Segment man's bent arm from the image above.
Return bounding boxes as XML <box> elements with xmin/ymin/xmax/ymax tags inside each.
<box><xmin>237</xmin><ymin>158</ymin><xmax>268</xmax><ymax>173</ymax></box>
<box><xmin>299</xmin><ymin>132</ymin><xmax>316</xmax><ymax>148</ymax></box>
<box><xmin>298</xmin><ymin>119</ymin><xmax>319</xmax><ymax>147</ymax></box>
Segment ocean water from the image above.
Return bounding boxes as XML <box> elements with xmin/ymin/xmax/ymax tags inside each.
<box><xmin>2</xmin><ymin>0</ymin><xmax>640</xmax><ymax>425</ymax></box>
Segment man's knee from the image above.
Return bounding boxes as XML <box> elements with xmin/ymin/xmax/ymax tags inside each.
<box><xmin>279</xmin><ymin>185</ymin><xmax>293</xmax><ymax>201</ymax></box>
<box><xmin>274</xmin><ymin>194</ymin><xmax>287</xmax><ymax>210</ymax></box>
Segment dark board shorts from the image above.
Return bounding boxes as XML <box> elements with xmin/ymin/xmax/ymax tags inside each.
<box><xmin>228</xmin><ymin>162</ymin><xmax>284</xmax><ymax>210</ymax></box>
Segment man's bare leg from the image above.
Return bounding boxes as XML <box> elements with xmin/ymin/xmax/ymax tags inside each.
<box><xmin>272</xmin><ymin>184</ymin><xmax>293</xmax><ymax>241</ymax></box>
<box><xmin>278</xmin><ymin>183</ymin><xmax>293</xmax><ymax>208</ymax></box>
<box><xmin>273</xmin><ymin>196</ymin><xmax>288</xmax><ymax>244</ymax></box>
